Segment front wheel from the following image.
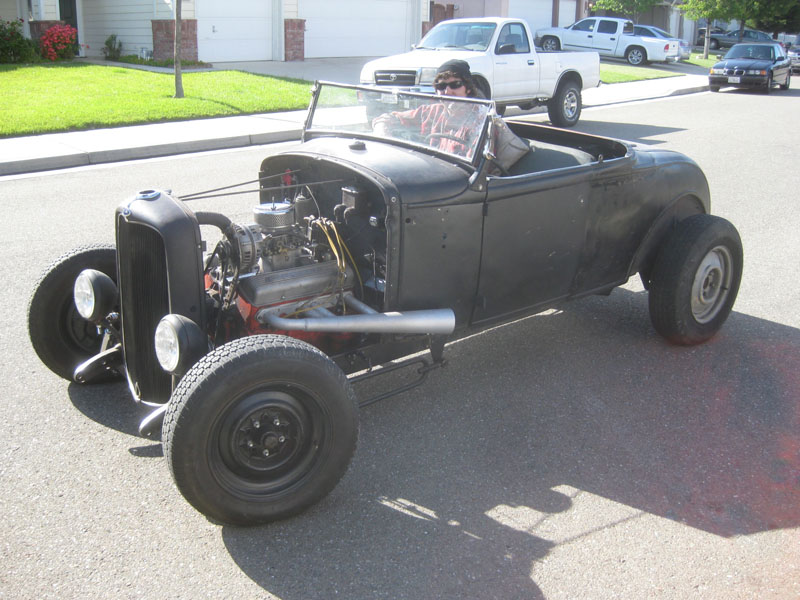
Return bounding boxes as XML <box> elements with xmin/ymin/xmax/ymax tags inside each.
<box><xmin>648</xmin><ymin>214</ymin><xmax>742</xmax><ymax>345</ymax></box>
<box><xmin>541</xmin><ymin>36</ymin><xmax>560</xmax><ymax>52</ymax></box>
<box><xmin>547</xmin><ymin>80</ymin><xmax>582</xmax><ymax>127</ymax></box>
<box><xmin>709</xmin><ymin>85</ymin><xmax>720</xmax><ymax>92</ymax></box>
<box><xmin>163</xmin><ymin>335</ymin><xmax>359</xmax><ymax>525</ymax></box>
<box><xmin>709</xmin><ymin>39</ymin><xmax>720</xmax><ymax>50</ymax></box>
<box><xmin>779</xmin><ymin>71</ymin><xmax>791</xmax><ymax>90</ymax></box>
<box><xmin>28</xmin><ymin>244</ymin><xmax>119</xmax><ymax>381</ymax></box>
<box><xmin>625</xmin><ymin>46</ymin><xmax>647</xmax><ymax>66</ymax></box>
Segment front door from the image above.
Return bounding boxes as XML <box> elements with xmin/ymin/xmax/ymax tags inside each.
<box><xmin>58</xmin><ymin>0</ymin><xmax>77</xmax><ymax>29</ymax></box>
<box><xmin>472</xmin><ymin>172</ymin><xmax>590</xmax><ymax>324</ymax></box>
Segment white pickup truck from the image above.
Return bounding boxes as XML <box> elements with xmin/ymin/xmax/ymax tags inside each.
<box><xmin>536</xmin><ymin>17</ymin><xmax>679</xmax><ymax>66</ymax></box>
<box><xmin>359</xmin><ymin>17</ymin><xmax>600</xmax><ymax>127</ymax></box>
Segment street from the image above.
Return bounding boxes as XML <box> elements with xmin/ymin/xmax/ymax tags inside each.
<box><xmin>1</xmin><ymin>85</ymin><xmax>798</xmax><ymax>599</ymax></box>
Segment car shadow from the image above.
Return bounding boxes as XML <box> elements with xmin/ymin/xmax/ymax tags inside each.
<box><xmin>66</xmin><ymin>378</ymin><xmax>164</xmax><ymax>456</ymax></box>
<box><xmin>218</xmin><ymin>288</ymin><xmax>799</xmax><ymax>599</ymax></box>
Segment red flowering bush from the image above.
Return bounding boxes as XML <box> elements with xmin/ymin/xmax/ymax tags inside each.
<box><xmin>40</xmin><ymin>24</ymin><xmax>78</xmax><ymax>61</ymax></box>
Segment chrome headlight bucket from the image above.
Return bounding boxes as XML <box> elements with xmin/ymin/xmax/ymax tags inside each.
<box><xmin>74</xmin><ymin>269</ymin><xmax>117</xmax><ymax>323</ymax></box>
<box><xmin>154</xmin><ymin>314</ymin><xmax>207</xmax><ymax>376</ymax></box>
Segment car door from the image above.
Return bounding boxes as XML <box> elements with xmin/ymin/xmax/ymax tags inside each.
<box><xmin>561</xmin><ymin>18</ymin><xmax>596</xmax><ymax>51</ymax></box>
<box><xmin>472</xmin><ymin>171</ymin><xmax>590</xmax><ymax>324</ymax></box>
<box><xmin>592</xmin><ymin>19</ymin><xmax>622</xmax><ymax>54</ymax></box>
<box><xmin>492</xmin><ymin>22</ymin><xmax>540</xmax><ymax>98</ymax></box>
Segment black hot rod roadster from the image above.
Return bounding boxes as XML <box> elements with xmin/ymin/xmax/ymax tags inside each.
<box><xmin>28</xmin><ymin>82</ymin><xmax>742</xmax><ymax>525</ymax></box>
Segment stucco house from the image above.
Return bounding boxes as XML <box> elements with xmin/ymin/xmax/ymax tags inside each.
<box><xmin>0</xmin><ymin>0</ymin><xmax>692</xmax><ymax>63</ymax></box>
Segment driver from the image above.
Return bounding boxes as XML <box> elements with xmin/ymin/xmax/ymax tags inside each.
<box><xmin>371</xmin><ymin>59</ymin><xmax>483</xmax><ymax>156</ymax></box>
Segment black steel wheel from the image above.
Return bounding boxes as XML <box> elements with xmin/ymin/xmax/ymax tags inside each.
<box><xmin>163</xmin><ymin>335</ymin><xmax>358</xmax><ymax>525</ymax></box>
<box><xmin>547</xmin><ymin>79</ymin><xmax>582</xmax><ymax>127</ymax></box>
<box><xmin>648</xmin><ymin>214</ymin><xmax>742</xmax><ymax>345</ymax></box>
<box><xmin>28</xmin><ymin>244</ymin><xmax>118</xmax><ymax>381</ymax></box>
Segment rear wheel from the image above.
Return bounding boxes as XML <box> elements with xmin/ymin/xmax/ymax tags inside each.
<box><xmin>28</xmin><ymin>244</ymin><xmax>119</xmax><ymax>381</ymax></box>
<box><xmin>625</xmin><ymin>46</ymin><xmax>647</xmax><ymax>66</ymax></box>
<box><xmin>547</xmin><ymin>80</ymin><xmax>582</xmax><ymax>127</ymax></box>
<box><xmin>648</xmin><ymin>215</ymin><xmax>742</xmax><ymax>345</ymax></box>
<box><xmin>541</xmin><ymin>36</ymin><xmax>560</xmax><ymax>52</ymax></box>
<box><xmin>163</xmin><ymin>335</ymin><xmax>359</xmax><ymax>525</ymax></box>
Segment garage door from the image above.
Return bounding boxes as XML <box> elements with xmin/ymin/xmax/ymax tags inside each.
<box><xmin>558</xmin><ymin>0</ymin><xmax>577</xmax><ymax>27</ymax></box>
<box><xmin>508</xmin><ymin>0</ymin><xmax>552</xmax><ymax>31</ymax></box>
<box><xmin>300</xmin><ymin>0</ymin><xmax>410</xmax><ymax>58</ymax></box>
<box><xmin>196</xmin><ymin>0</ymin><xmax>273</xmax><ymax>62</ymax></box>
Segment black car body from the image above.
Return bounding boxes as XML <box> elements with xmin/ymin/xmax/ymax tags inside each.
<box><xmin>28</xmin><ymin>82</ymin><xmax>743</xmax><ymax>525</ymax></box>
<box><xmin>707</xmin><ymin>28</ymin><xmax>772</xmax><ymax>50</ymax></box>
<box><xmin>709</xmin><ymin>42</ymin><xmax>792</xmax><ymax>92</ymax></box>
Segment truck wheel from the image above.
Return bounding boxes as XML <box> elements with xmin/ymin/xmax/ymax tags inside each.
<box><xmin>709</xmin><ymin>39</ymin><xmax>719</xmax><ymax>50</ymax></box>
<box><xmin>163</xmin><ymin>335</ymin><xmax>359</xmax><ymax>525</ymax></box>
<box><xmin>648</xmin><ymin>215</ymin><xmax>742</xmax><ymax>345</ymax></box>
<box><xmin>625</xmin><ymin>46</ymin><xmax>647</xmax><ymax>66</ymax></box>
<box><xmin>541</xmin><ymin>36</ymin><xmax>560</xmax><ymax>52</ymax></box>
<box><xmin>28</xmin><ymin>244</ymin><xmax>119</xmax><ymax>381</ymax></box>
<box><xmin>547</xmin><ymin>80</ymin><xmax>582</xmax><ymax>127</ymax></box>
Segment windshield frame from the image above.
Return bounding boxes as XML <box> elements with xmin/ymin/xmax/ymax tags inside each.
<box><xmin>303</xmin><ymin>81</ymin><xmax>495</xmax><ymax>169</ymax></box>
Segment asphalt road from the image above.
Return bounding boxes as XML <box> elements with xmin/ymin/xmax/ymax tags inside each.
<box><xmin>2</xmin><ymin>83</ymin><xmax>799</xmax><ymax>599</ymax></box>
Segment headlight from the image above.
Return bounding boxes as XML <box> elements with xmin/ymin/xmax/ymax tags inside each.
<box><xmin>74</xmin><ymin>269</ymin><xmax>117</xmax><ymax>322</ymax></box>
<box><xmin>746</xmin><ymin>69</ymin><xmax>767</xmax><ymax>75</ymax></box>
<box><xmin>419</xmin><ymin>67</ymin><xmax>437</xmax><ymax>85</ymax></box>
<box><xmin>710</xmin><ymin>68</ymin><xmax>725</xmax><ymax>74</ymax></box>
<box><xmin>154</xmin><ymin>314</ymin><xmax>207</xmax><ymax>376</ymax></box>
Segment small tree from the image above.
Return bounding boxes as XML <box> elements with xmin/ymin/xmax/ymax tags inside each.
<box><xmin>680</xmin><ymin>0</ymin><xmax>727</xmax><ymax>58</ymax></box>
<box><xmin>591</xmin><ymin>0</ymin><xmax>661</xmax><ymax>23</ymax></box>
<box><xmin>174</xmin><ymin>0</ymin><xmax>184</xmax><ymax>99</ymax></box>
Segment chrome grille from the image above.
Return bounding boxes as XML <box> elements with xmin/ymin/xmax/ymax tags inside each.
<box><xmin>374</xmin><ymin>70</ymin><xmax>418</xmax><ymax>86</ymax></box>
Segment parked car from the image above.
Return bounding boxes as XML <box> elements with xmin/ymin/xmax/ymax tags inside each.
<box><xmin>696</xmin><ymin>26</ymin><xmax>725</xmax><ymax>46</ymax></box>
<box><xmin>707</xmin><ymin>28</ymin><xmax>773</xmax><ymax>50</ymax></box>
<box><xmin>27</xmin><ymin>81</ymin><xmax>743</xmax><ymax>526</ymax></box>
<box><xmin>359</xmin><ymin>17</ymin><xmax>600</xmax><ymax>124</ymax></box>
<box><xmin>536</xmin><ymin>17</ymin><xmax>680</xmax><ymax>65</ymax></box>
<box><xmin>634</xmin><ymin>24</ymin><xmax>691</xmax><ymax>60</ymax></box>
<box><xmin>709</xmin><ymin>42</ymin><xmax>792</xmax><ymax>92</ymax></box>
<box><xmin>788</xmin><ymin>34</ymin><xmax>800</xmax><ymax>71</ymax></box>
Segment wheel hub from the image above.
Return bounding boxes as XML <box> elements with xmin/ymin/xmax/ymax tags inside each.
<box><xmin>691</xmin><ymin>245</ymin><xmax>732</xmax><ymax>323</ymax></box>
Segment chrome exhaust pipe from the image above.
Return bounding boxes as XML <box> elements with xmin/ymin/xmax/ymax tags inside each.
<box><xmin>257</xmin><ymin>305</ymin><xmax>455</xmax><ymax>334</ymax></box>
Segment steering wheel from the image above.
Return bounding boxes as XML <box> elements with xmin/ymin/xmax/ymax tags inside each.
<box><xmin>425</xmin><ymin>132</ymin><xmax>469</xmax><ymax>146</ymax></box>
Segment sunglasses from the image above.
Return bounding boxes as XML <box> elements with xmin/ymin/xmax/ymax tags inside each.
<box><xmin>434</xmin><ymin>80</ymin><xmax>465</xmax><ymax>91</ymax></box>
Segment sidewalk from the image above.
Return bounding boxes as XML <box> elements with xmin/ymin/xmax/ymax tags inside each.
<box><xmin>0</xmin><ymin>57</ymin><xmax>709</xmax><ymax>177</ymax></box>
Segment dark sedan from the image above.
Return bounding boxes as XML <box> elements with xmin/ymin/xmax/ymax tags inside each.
<box><xmin>707</xmin><ymin>28</ymin><xmax>772</xmax><ymax>50</ymax></box>
<box><xmin>709</xmin><ymin>42</ymin><xmax>792</xmax><ymax>93</ymax></box>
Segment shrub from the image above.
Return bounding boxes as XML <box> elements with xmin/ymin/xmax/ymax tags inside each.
<box><xmin>102</xmin><ymin>34</ymin><xmax>123</xmax><ymax>60</ymax></box>
<box><xmin>0</xmin><ymin>18</ymin><xmax>39</xmax><ymax>63</ymax></box>
<box><xmin>40</xmin><ymin>24</ymin><xmax>78</xmax><ymax>61</ymax></box>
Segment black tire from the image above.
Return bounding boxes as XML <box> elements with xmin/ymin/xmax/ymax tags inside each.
<box><xmin>163</xmin><ymin>335</ymin><xmax>359</xmax><ymax>525</ymax></box>
<box><xmin>779</xmin><ymin>71</ymin><xmax>790</xmax><ymax>90</ymax></box>
<box><xmin>763</xmin><ymin>74</ymin><xmax>773</xmax><ymax>94</ymax></box>
<box><xmin>494</xmin><ymin>103</ymin><xmax>507</xmax><ymax>116</ymax></box>
<box><xmin>541</xmin><ymin>36</ymin><xmax>560</xmax><ymax>52</ymax></box>
<box><xmin>547</xmin><ymin>79</ymin><xmax>582</xmax><ymax>127</ymax></box>
<box><xmin>625</xmin><ymin>46</ymin><xmax>647</xmax><ymax>66</ymax></box>
<box><xmin>709</xmin><ymin>39</ymin><xmax>719</xmax><ymax>50</ymax></box>
<box><xmin>648</xmin><ymin>214</ymin><xmax>742</xmax><ymax>345</ymax></box>
<box><xmin>709</xmin><ymin>85</ymin><xmax>720</xmax><ymax>92</ymax></box>
<box><xmin>28</xmin><ymin>244</ymin><xmax>118</xmax><ymax>381</ymax></box>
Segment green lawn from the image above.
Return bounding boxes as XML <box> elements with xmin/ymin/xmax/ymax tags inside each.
<box><xmin>1</xmin><ymin>60</ymin><xmax>689</xmax><ymax>138</ymax></box>
<box><xmin>0</xmin><ymin>62</ymin><xmax>312</xmax><ymax>137</ymax></box>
